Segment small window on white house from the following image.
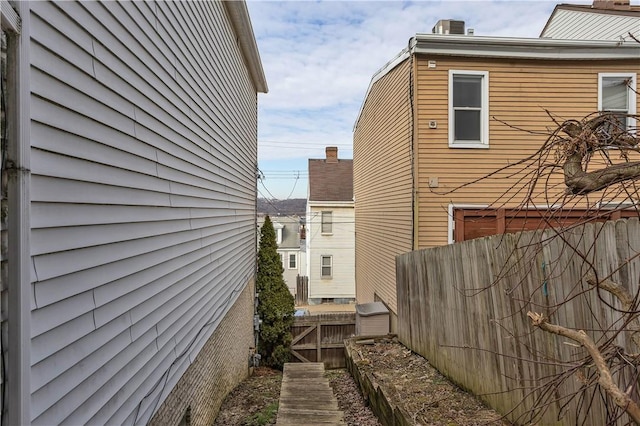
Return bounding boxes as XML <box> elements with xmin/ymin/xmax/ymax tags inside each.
<box><xmin>449</xmin><ymin>70</ymin><xmax>489</xmax><ymax>148</ymax></box>
<box><xmin>279</xmin><ymin>253</ymin><xmax>284</xmax><ymax>269</ymax></box>
<box><xmin>321</xmin><ymin>255</ymin><xmax>332</xmax><ymax>278</ymax></box>
<box><xmin>598</xmin><ymin>73</ymin><xmax>637</xmax><ymax>131</ymax></box>
<box><xmin>289</xmin><ymin>253</ymin><xmax>297</xmax><ymax>269</ymax></box>
<box><xmin>321</xmin><ymin>211</ymin><xmax>332</xmax><ymax>234</ymax></box>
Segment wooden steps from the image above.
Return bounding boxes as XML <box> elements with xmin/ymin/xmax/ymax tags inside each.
<box><xmin>276</xmin><ymin>363</ymin><xmax>345</xmax><ymax>425</ymax></box>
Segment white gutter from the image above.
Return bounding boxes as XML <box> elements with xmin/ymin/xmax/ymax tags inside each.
<box><xmin>223</xmin><ymin>1</ymin><xmax>268</xmax><ymax>93</ymax></box>
<box><xmin>354</xmin><ymin>34</ymin><xmax>640</xmax><ymax>130</ymax></box>
<box><xmin>413</xmin><ymin>33</ymin><xmax>640</xmax><ymax>60</ymax></box>
<box><xmin>2</xmin><ymin>1</ymin><xmax>31</xmax><ymax>424</ymax></box>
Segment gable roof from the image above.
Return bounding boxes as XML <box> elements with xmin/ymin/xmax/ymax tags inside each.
<box><xmin>308</xmin><ymin>158</ymin><xmax>354</xmax><ymax>202</ymax></box>
<box><xmin>540</xmin><ymin>3</ymin><xmax>640</xmax><ymax>40</ymax></box>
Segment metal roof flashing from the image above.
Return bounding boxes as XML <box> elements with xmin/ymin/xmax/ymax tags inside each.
<box><xmin>353</xmin><ymin>35</ymin><xmax>640</xmax><ymax>130</ymax></box>
<box><xmin>412</xmin><ymin>34</ymin><xmax>640</xmax><ymax>59</ymax></box>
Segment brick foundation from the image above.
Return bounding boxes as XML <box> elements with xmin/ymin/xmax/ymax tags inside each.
<box><xmin>149</xmin><ymin>279</ymin><xmax>255</xmax><ymax>426</ymax></box>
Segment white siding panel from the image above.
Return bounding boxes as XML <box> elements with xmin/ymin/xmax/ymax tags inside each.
<box><xmin>33</xmin><ymin>238</ymin><xmax>204</xmax><ymax>306</ymax></box>
<box><xmin>34</xmin><ymin>327</ymin><xmax>155</xmax><ymax>425</ymax></box>
<box><xmin>31</xmin><ymin>329</ymin><xmax>132</xmax><ymax>420</ymax></box>
<box><xmin>31</xmin><ymin>220</ymin><xmax>191</xmax><ymax>256</ymax></box>
<box><xmin>98</xmin><ymin>256</ymin><xmax>211</xmax><ymax>334</ymax></box>
<box><xmin>31</xmin><ymin>74</ymin><xmax>137</xmax><ymax>136</ymax></box>
<box><xmin>33</xmin><ymin>230</ymin><xmax>204</xmax><ymax>281</ymax></box>
<box><xmin>94</xmin><ymin>247</ymin><xmax>211</xmax><ymax>310</ymax></box>
<box><xmin>31</xmin><ymin>312</ymin><xmax>96</xmax><ymax>365</ymax></box>
<box><xmin>28</xmin><ymin>0</ymin><xmax>259</xmax><ymax>423</ymax></box>
<box><xmin>31</xmin><ymin>176</ymin><xmax>172</xmax><ymax>206</ymax></box>
<box><xmin>31</xmin><ymin>203</ymin><xmax>193</xmax><ymax>229</ymax></box>
<box><xmin>31</xmin><ymin>312</ymin><xmax>133</xmax><ymax>392</ymax></box>
<box><xmin>31</xmin><ymin>123</ymin><xmax>159</xmax><ymax>177</ymax></box>
<box><xmin>31</xmin><ymin>149</ymin><xmax>168</xmax><ymax>194</ymax></box>
<box><xmin>30</xmin><ymin>97</ymin><xmax>138</xmax><ymax>151</ymax></box>
<box><xmin>86</xmin><ymin>335</ymin><xmax>161</xmax><ymax>425</ymax></box>
<box><xmin>30</xmin><ymin>291</ymin><xmax>95</xmax><ymax>337</ymax></box>
<box><xmin>29</xmin><ymin>6</ymin><xmax>94</xmax><ymax>74</ymax></box>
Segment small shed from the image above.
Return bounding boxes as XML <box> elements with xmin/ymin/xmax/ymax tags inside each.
<box><xmin>356</xmin><ymin>302</ymin><xmax>389</xmax><ymax>336</ymax></box>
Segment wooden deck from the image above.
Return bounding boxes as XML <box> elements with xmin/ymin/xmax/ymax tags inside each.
<box><xmin>276</xmin><ymin>363</ymin><xmax>345</xmax><ymax>425</ymax></box>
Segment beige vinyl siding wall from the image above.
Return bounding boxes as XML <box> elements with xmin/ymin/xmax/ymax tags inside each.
<box><xmin>415</xmin><ymin>56</ymin><xmax>640</xmax><ymax>249</ymax></box>
<box><xmin>353</xmin><ymin>60</ymin><xmax>413</xmax><ymax>314</ymax></box>
<box><xmin>28</xmin><ymin>1</ymin><xmax>257</xmax><ymax>424</ymax></box>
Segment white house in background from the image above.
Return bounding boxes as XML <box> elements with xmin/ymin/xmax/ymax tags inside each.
<box><xmin>540</xmin><ymin>0</ymin><xmax>640</xmax><ymax>40</ymax></box>
<box><xmin>1</xmin><ymin>1</ymin><xmax>266</xmax><ymax>425</ymax></box>
<box><xmin>258</xmin><ymin>215</ymin><xmax>306</xmax><ymax>296</ymax></box>
<box><xmin>306</xmin><ymin>147</ymin><xmax>355</xmax><ymax>304</ymax></box>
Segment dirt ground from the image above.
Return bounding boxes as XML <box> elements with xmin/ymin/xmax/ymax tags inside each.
<box><xmin>214</xmin><ymin>337</ymin><xmax>507</xmax><ymax>426</ymax></box>
<box><xmin>348</xmin><ymin>336</ymin><xmax>509</xmax><ymax>425</ymax></box>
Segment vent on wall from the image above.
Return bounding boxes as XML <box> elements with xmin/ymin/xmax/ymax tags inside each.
<box><xmin>432</xmin><ymin>19</ymin><xmax>465</xmax><ymax>35</ymax></box>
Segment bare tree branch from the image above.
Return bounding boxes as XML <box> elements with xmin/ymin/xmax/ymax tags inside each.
<box><xmin>528</xmin><ymin>311</ymin><xmax>640</xmax><ymax>424</ymax></box>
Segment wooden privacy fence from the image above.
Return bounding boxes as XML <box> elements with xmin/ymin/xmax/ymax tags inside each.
<box><xmin>295</xmin><ymin>275</ymin><xmax>308</xmax><ymax>305</ymax></box>
<box><xmin>290</xmin><ymin>313</ymin><xmax>355</xmax><ymax>369</ymax></box>
<box><xmin>396</xmin><ymin>218</ymin><xmax>640</xmax><ymax>425</ymax></box>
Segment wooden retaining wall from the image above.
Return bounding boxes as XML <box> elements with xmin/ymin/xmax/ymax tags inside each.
<box><xmin>290</xmin><ymin>313</ymin><xmax>356</xmax><ymax>369</ymax></box>
<box><xmin>396</xmin><ymin>218</ymin><xmax>640</xmax><ymax>425</ymax></box>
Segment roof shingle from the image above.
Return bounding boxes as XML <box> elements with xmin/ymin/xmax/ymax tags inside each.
<box><xmin>308</xmin><ymin>158</ymin><xmax>353</xmax><ymax>202</ymax></box>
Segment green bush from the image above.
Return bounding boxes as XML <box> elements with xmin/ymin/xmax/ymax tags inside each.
<box><xmin>257</xmin><ymin>216</ymin><xmax>295</xmax><ymax>369</ymax></box>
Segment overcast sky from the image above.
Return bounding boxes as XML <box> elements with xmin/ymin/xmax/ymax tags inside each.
<box><xmin>246</xmin><ymin>0</ymin><xmax>593</xmax><ymax>199</ymax></box>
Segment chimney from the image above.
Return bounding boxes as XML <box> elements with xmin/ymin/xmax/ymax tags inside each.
<box><xmin>326</xmin><ymin>146</ymin><xmax>338</xmax><ymax>163</ymax></box>
<box><xmin>592</xmin><ymin>0</ymin><xmax>630</xmax><ymax>9</ymax></box>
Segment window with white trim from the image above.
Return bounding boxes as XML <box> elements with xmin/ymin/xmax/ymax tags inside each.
<box><xmin>449</xmin><ymin>70</ymin><xmax>489</xmax><ymax>148</ymax></box>
<box><xmin>288</xmin><ymin>253</ymin><xmax>297</xmax><ymax>269</ymax></box>
<box><xmin>321</xmin><ymin>211</ymin><xmax>332</xmax><ymax>234</ymax></box>
<box><xmin>278</xmin><ymin>253</ymin><xmax>284</xmax><ymax>269</ymax></box>
<box><xmin>598</xmin><ymin>73</ymin><xmax>637</xmax><ymax>131</ymax></box>
<box><xmin>321</xmin><ymin>255</ymin><xmax>332</xmax><ymax>278</ymax></box>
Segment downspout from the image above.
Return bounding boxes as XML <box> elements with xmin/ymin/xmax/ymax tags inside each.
<box><xmin>4</xmin><ymin>1</ymin><xmax>30</xmax><ymax>424</ymax></box>
<box><xmin>408</xmin><ymin>37</ymin><xmax>418</xmax><ymax>251</ymax></box>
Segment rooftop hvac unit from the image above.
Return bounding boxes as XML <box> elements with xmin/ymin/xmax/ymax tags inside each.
<box><xmin>432</xmin><ymin>19</ymin><xmax>466</xmax><ymax>35</ymax></box>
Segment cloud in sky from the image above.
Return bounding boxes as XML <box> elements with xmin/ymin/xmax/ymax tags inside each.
<box><xmin>247</xmin><ymin>0</ymin><xmax>590</xmax><ymax>199</ymax></box>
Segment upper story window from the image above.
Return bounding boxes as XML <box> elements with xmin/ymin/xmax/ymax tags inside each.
<box><xmin>449</xmin><ymin>70</ymin><xmax>489</xmax><ymax>148</ymax></box>
<box><xmin>598</xmin><ymin>73</ymin><xmax>637</xmax><ymax>131</ymax></box>
<box><xmin>321</xmin><ymin>211</ymin><xmax>332</xmax><ymax>234</ymax></box>
<box><xmin>289</xmin><ymin>253</ymin><xmax>297</xmax><ymax>269</ymax></box>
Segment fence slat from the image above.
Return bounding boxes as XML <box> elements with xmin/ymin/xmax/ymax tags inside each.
<box><xmin>397</xmin><ymin>219</ymin><xmax>640</xmax><ymax>424</ymax></box>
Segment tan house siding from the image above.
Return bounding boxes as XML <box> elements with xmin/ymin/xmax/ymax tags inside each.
<box><xmin>354</xmin><ymin>60</ymin><xmax>414</xmax><ymax>312</ymax></box>
<box><xmin>415</xmin><ymin>56</ymin><xmax>640</xmax><ymax>249</ymax></box>
<box><xmin>355</xmin><ymin>50</ymin><xmax>638</xmax><ymax>315</ymax></box>
<box><xmin>149</xmin><ymin>279</ymin><xmax>254</xmax><ymax>426</ymax></box>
